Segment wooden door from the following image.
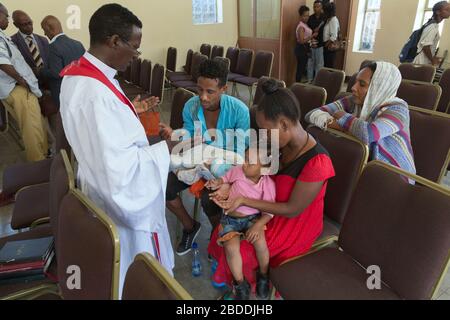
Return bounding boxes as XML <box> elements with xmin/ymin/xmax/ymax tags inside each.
<box><xmin>334</xmin><ymin>0</ymin><xmax>353</xmax><ymax>71</ymax></box>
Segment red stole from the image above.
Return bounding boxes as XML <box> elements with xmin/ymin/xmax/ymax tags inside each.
<box><xmin>60</xmin><ymin>56</ymin><xmax>138</xmax><ymax>117</ymax></box>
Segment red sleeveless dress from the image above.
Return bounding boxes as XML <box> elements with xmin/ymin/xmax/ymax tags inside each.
<box><xmin>208</xmin><ymin>143</ymin><xmax>335</xmax><ymax>288</ymax></box>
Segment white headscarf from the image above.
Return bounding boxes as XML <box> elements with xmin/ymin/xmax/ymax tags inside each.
<box><xmin>359</xmin><ymin>61</ymin><xmax>405</xmax><ymax>121</ymax></box>
<box><xmin>307</xmin><ymin>61</ymin><xmax>406</xmax><ymax>128</ymax></box>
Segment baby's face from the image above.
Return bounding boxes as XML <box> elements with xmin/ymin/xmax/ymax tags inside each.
<box><xmin>242</xmin><ymin>150</ymin><xmax>262</xmax><ymax>179</ymax></box>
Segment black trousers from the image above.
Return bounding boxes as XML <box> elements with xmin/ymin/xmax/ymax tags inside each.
<box><xmin>324</xmin><ymin>47</ymin><xmax>336</xmax><ymax>68</ymax></box>
<box><xmin>166</xmin><ymin>172</ymin><xmax>222</xmax><ymax>218</ymax></box>
<box><xmin>295</xmin><ymin>44</ymin><xmax>309</xmax><ymax>82</ymax></box>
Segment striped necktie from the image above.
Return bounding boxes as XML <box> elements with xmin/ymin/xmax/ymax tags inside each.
<box><xmin>26</xmin><ymin>35</ymin><xmax>43</xmax><ymax>68</ymax></box>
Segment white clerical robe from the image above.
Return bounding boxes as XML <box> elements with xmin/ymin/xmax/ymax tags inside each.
<box><xmin>60</xmin><ymin>52</ymin><xmax>174</xmax><ymax>298</ymax></box>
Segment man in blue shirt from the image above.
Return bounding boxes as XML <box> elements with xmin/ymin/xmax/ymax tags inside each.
<box><xmin>160</xmin><ymin>59</ymin><xmax>250</xmax><ymax>255</ymax></box>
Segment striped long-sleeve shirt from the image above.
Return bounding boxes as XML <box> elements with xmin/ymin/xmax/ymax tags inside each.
<box><xmin>315</xmin><ymin>96</ymin><xmax>416</xmax><ymax>176</ymax></box>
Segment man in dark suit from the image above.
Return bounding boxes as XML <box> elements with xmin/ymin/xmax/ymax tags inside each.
<box><xmin>40</xmin><ymin>15</ymin><xmax>85</xmax><ymax>107</ymax></box>
<box><xmin>11</xmin><ymin>10</ymin><xmax>49</xmax><ymax>75</ymax></box>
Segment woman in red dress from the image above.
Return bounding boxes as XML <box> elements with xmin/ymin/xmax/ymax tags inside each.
<box><xmin>208</xmin><ymin>79</ymin><xmax>335</xmax><ymax>299</ymax></box>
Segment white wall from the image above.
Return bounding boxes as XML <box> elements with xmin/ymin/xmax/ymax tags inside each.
<box><xmin>2</xmin><ymin>0</ymin><xmax>239</xmax><ymax>70</ymax></box>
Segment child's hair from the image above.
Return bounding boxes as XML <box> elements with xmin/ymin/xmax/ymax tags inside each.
<box><xmin>256</xmin><ymin>78</ymin><xmax>301</xmax><ymax>123</ymax></box>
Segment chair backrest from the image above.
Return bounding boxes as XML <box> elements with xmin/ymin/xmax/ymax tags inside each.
<box><xmin>437</xmin><ymin>68</ymin><xmax>450</xmax><ymax>113</ymax></box>
<box><xmin>226</xmin><ymin>47</ymin><xmax>240</xmax><ymax>73</ymax></box>
<box><xmin>398</xmin><ymin>63</ymin><xmax>436</xmax><ymax>83</ymax></box>
<box><xmin>346</xmin><ymin>73</ymin><xmax>357</xmax><ymax>93</ymax></box>
<box><xmin>0</xmin><ymin>101</ymin><xmax>7</xmax><ymax>133</ymax></box>
<box><xmin>235</xmin><ymin>49</ymin><xmax>254</xmax><ymax>76</ymax></box>
<box><xmin>49</xmin><ymin>150</ymin><xmax>75</xmax><ymax>248</ymax></box>
<box><xmin>150</xmin><ymin>63</ymin><xmax>165</xmax><ymax>102</ymax></box>
<box><xmin>253</xmin><ymin>76</ymin><xmax>286</xmax><ymax>108</ymax></box>
<box><xmin>251</xmin><ymin>51</ymin><xmax>274</xmax><ymax>78</ymax></box>
<box><xmin>166</xmin><ymin>47</ymin><xmax>177</xmax><ymax>73</ymax></box>
<box><xmin>123</xmin><ymin>63</ymin><xmax>132</xmax><ymax>82</ymax></box>
<box><xmin>334</xmin><ymin>91</ymin><xmax>353</xmax><ymax>100</ymax></box>
<box><xmin>409</xmin><ymin>107</ymin><xmax>450</xmax><ymax>183</ymax></box>
<box><xmin>200</xmin><ymin>43</ymin><xmax>212</xmax><ymax>58</ymax></box>
<box><xmin>170</xmin><ymin>88</ymin><xmax>195</xmax><ymax>130</ymax></box>
<box><xmin>139</xmin><ymin>59</ymin><xmax>152</xmax><ymax>92</ymax></box>
<box><xmin>122</xmin><ymin>253</ymin><xmax>193</xmax><ymax>300</ymax></box>
<box><xmin>290</xmin><ymin>83</ymin><xmax>327</xmax><ymax>127</ymax></box>
<box><xmin>313</xmin><ymin>68</ymin><xmax>346</xmax><ymax>104</ymax></box>
<box><xmin>339</xmin><ymin>161</ymin><xmax>450</xmax><ymax>300</ymax></box>
<box><xmin>211</xmin><ymin>45</ymin><xmax>224</xmax><ymax>59</ymax></box>
<box><xmin>57</xmin><ymin>189</ymin><xmax>120</xmax><ymax>300</ymax></box>
<box><xmin>184</xmin><ymin>49</ymin><xmax>194</xmax><ymax>74</ymax></box>
<box><xmin>213</xmin><ymin>56</ymin><xmax>231</xmax><ymax>71</ymax></box>
<box><xmin>55</xmin><ymin>112</ymin><xmax>71</xmax><ymax>155</ymax></box>
<box><xmin>130</xmin><ymin>58</ymin><xmax>142</xmax><ymax>85</ymax></box>
<box><xmin>190</xmin><ymin>53</ymin><xmax>208</xmax><ymax>82</ymax></box>
<box><xmin>397</xmin><ymin>80</ymin><xmax>442</xmax><ymax>111</ymax></box>
<box><xmin>307</xmin><ymin>127</ymin><xmax>368</xmax><ymax>225</ymax></box>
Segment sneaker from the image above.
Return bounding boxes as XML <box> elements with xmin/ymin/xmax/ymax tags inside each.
<box><xmin>0</xmin><ymin>192</ymin><xmax>14</xmax><ymax>207</ymax></box>
<box><xmin>256</xmin><ymin>271</ymin><xmax>270</xmax><ymax>300</ymax></box>
<box><xmin>176</xmin><ymin>221</ymin><xmax>201</xmax><ymax>256</ymax></box>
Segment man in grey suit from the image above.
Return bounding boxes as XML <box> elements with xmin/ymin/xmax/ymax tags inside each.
<box><xmin>40</xmin><ymin>16</ymin><xmax>85</xmax><ymax>107</ymax></box>
<box><xmin>11</xmin><ymin>10</ymin><xmax>49</xmax><ymax>75</ymax></box>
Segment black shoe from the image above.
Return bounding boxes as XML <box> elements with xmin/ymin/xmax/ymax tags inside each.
<box><xmin>233</xmin><ymin>279</ymin><xmax>250</xmax><ymax>300</ymax></box>
<box><xmin>256</xmin><ymin>271</ymin><xmax>270</xmax><ymax>300</ymax></box>
<box><xmin>176</xmin><ymin>221</ymin><xmax>201</xmax><ymax>256</ymax></box>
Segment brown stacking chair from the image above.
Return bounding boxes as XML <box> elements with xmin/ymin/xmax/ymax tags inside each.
<box><xmin>211</xmin><ymin>45</ymin><xmax>224</xmax><ymax>59</ymax></box>
<box><xmin>172</xmin><ymin>53</ymin><xmax>208</xmax><ymax>93</ymax></box>
<box><xmin>166</xmin><ymin>47</ymin><xmax>177</xmax><ymax>73</ymax></box>
<box><xmin>56</xmin><ymin>188</ymin><xmax>120</xmax><ymax>300</ymax></box>
<box><xmin>307</xmin><ymin>127</ymin><xmax>369</xmax><ymax>240</ymax></box>
<box><xmin>150</xmin><ymin>63</ymin><xmax>166</xmax><ymax>103</ymax></box>
<box><xmin>290</xmin><ymin>83</ymin><xmax>327</xmax><ymax>128</ymax></box>
<box><xmin>226</xmin><ymin>47</ymin><xmax>240</xmax><ymax>74</ymax></box>
<box><xmin>213</xmin><ymin>56</ymin><xmax>230</xmax><ymax>71</ymax></box>
<box><xmin>397</xmin><ymin>80</ymin><xmax>442</xmax><ymax>111</ymax></box>
<box><xmin>271</xmin><ymin>161</ymin><xmax>450</xmax><ymax>300</ymax></box>
<box><xmin>170</xmin><ymin>88</ymin><xmax>195</xmax><ymax>131</ymax></box>
<box><xmin>399</xmin><ymin>63</ymin><xmax>436</xmax><ymax>83</ymax></box>
<box><xmin>228</xmin><ymin>49</ymin><xmax>254</xmax><ymax>83</ymax></box>
<box><xmin>409</xmin><ymin>106</ymin><xmax>450</xmax><ymax>184</ymax></box>
<box><xmin>1</xmin><ymin>112</ymin><xmax>70</xmax><ymax>208</ymax></box>
<box><xmin>167</xmin><ymin>49</ymin><xmax>194</xmax><ymax>83</ymax></box>
<box><xmin>437</xmin><ymin>68</ymin><xmax>450</xmax><ymax>114</ymax></box>
<box><xmin>0</xmin><ymin>150</ymin><xmax>74</xmax><ymax>300</ymax></box>
<box><xmin>313</xmin><ymin>68</ymin><xmax>346</xmax><ymax>104</ymax></box>
<box><xmin>346</xmin><ymin>73</ymin><xmax>357</xmax><ymax>93</ymax></box>
<box><xmin>200</xmin><ymin>43</ymin><xmax>212</xmax><ymax>58</ymax></box>
<box><xmin>334</xmin><ymin>92</ymin><xmax>353</xmax><ymax>100</ymax></box>
<box><xmin>234</xmin><ymin>51</ymin><xmax>274</xmax><ymax>105</ymax></box>
<box><xmin>122</xmin><ymin>253</ymin><xmax>192</xmax><ymax>300</ymax></box>
<box><xmin>123</xmin><ymin>63</ymin><xmax>132</xmax><ymax>82</ymax></box>
<box><xmin>124</xmin><ymin>59</ymin><xmax>152</xmax><ymax>98</ymax></box>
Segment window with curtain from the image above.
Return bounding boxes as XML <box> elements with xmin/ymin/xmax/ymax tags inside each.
<box><xmin>359</xmin><ymin>0</ymin><xmax>381</xmax><ymax>52</ymax></box>
<box><xmin>192</xmin><ymin>0</ymin><xmax>223</xmax><ymax>25</ymax></box>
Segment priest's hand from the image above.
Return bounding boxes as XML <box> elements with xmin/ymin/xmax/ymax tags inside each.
<box><xmin>132</xmin><ymin>95</ymin><xmax>160</xmax><ymax>114</ymax></box>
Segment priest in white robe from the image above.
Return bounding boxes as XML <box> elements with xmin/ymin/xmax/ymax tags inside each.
<box><xmin>59</xmin><ymin>4</ymin><xmax>174</xmax><ymax>296</ymax></box>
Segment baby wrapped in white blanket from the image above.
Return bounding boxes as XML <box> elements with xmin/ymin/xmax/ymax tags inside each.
<box><xmin>170</xmin><ymin>144</ymin><xmax>245</xmax><ymax>185</ymax></box>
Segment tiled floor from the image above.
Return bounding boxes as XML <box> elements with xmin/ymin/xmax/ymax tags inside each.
<box><xmin>0</xmin><ymin>84</ymin><xmax>449</xmax><ymax>300</ymax></box>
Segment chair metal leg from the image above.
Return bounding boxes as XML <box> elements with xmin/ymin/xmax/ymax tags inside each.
<box><xmin>248</xmin><ymin>85</ymin><xmax>254</xmax><ymax>107</ymax></box>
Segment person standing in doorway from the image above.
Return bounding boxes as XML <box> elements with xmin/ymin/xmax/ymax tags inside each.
<box><xmin>323</xmin><ymin>2</ymin><xmax>340</xmax><ymax>68</ymax></box>
<box><xmin>307</xmin><ymin>0</ymin><xmax>325</xmax><ymax>82</ymax></box>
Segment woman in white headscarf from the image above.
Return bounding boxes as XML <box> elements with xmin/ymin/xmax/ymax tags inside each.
<box><xmin>305</xmin><ymin>61</ymin><xmax>416</xmax><ymax>176</ymax></box>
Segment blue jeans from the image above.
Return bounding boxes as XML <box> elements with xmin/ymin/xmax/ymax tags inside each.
<box><xmin>219</xmin><ymin>214</ymin><xmax>260</xmax><ymax>239</ymax></box>
<box><xmin>307</xmin><ymin>46</ymin><xmax>324</xmax><ymax>82</ymax></box>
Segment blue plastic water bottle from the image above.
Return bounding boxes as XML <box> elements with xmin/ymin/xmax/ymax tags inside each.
<box><xmin>191</xmin><ymin>242</ymin><xmax>202</xmax><ymax>277</ymax></box>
